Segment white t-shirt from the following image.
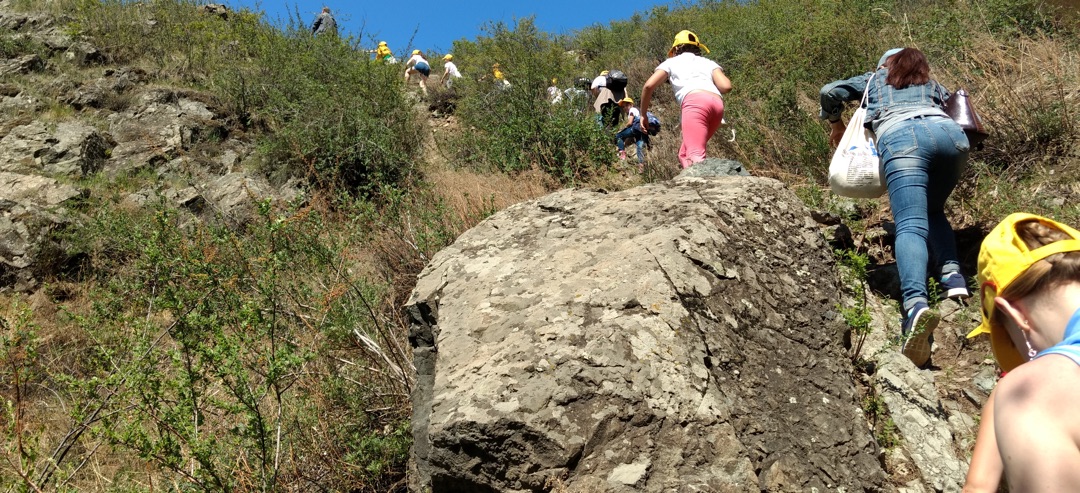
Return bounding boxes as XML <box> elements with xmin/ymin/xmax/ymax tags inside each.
<box><xmin>627</xmin><ymin>107</ymin><xmax>640</xmax><ymax>120</ymax></box>
<box><xmin>655</xmin><ymin>53</ymin><xmax>724</xmax><ymax>104</ymax></box>
<box><xmin>407</xmin><ymin>54</ymin><xmax>428</xmax><ymax>68</ymax></box>
<box><xmin>547</xmin><ymin>86</ymin><xmax>562</xmax><ymax>103</ymax></box>
<box><xmin>444</xmin><ymin>61</ymin><xmax>461</xmax><ymax>78</ymax></box>
<box><xmin>590</xmin><ymin>75</ymin><xmax>607</xmax><ymax>90</ymax></box>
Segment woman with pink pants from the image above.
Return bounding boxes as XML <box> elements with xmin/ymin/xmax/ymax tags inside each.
<box><xmin>639</xmin><ymin>30</ymin><xmax>733</xmax><ymax>168</ymax></box>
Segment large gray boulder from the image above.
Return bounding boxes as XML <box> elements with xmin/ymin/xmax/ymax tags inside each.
<box><xmin>407</xmin><ymin>176</ymin><xmax>887</xmax><ymax>492</ymax></box>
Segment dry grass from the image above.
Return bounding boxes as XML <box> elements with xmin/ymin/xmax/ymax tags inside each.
<box><xmin>938</xmin><ymin>30</ymin><xmax>1078</xmax><ymax>164</ymax></box>
<box><xmin>425</xmin><ymin>165</ymin><xmax>554</xmax><ymax>223</ymax></box>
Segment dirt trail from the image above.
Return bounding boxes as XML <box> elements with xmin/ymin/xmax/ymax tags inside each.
<box><xmin>411</xmin><ymin>95</ymin><xmax>552</xmax><ymax>224</ymax></box>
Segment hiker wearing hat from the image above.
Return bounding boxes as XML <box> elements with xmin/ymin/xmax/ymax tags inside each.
<box><xmin>442</xmin><ymin>54</ymin><xmax>462</xmax><ymax>88</ymax></box>
<box><xmin>615</xmin><ymin>97</ymin><xmax>648</xmax><ymax>165</ymax></box>
<box><xmin>547</xmin><ymin>78</ymin><xmax>562</xmax><ymax>104</ymax></box>
<box><xmin>820</xmin><ymin>48</ymin><xmax>971</xmax><ymax>367</ymax></box>
<box><xmin>639</xmin><ymin>30</ymin><xmax>731</xmax><ymax>168</ymax></box>
<box><xmin>311</xmin><ymin>6</ymin><xmax>337</xmax><ymax>36</ymax></box>
<box><xmin>592</xmin><ymin>69</ymin><xmax>626</xmax><ymax>128</ymax></box>
<box><xmin>491</xmin><ymin>63</ymin><xmax>510</xmax><ymax>89</ymax></box>
<box><xmin>375</xmin><ymin>41</ymin><xmax>394</xmax><ymax>63</ymax></box>
<box><xmin>961</xmin><ymin>213</ymin><xmax>1080</xmax><ymax>492</ymax></box>
<box><xmin>405</xmin><ymin>50</ymin><xmax>431</xmax><ymax>95</ymax></box>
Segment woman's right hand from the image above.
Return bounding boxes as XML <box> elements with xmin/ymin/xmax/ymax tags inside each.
<box><xmin>829</xmin><ymin>120</ymin><xmax>846</xmax><ymax>148</ymax></box>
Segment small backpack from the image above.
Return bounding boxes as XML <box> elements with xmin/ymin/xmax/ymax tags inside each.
<box><xmin>646</xmin><ymin>112</ymin><xmax>661</xmax><ymax>136</ymax></box>
<box><xmin>606</xmin><ymin>70</ymin><xmax>628</xmax><ymax>91</ymax></box>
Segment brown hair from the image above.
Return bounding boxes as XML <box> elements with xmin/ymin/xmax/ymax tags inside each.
<box><xmin>990</xmin><ymin>219</ymin><xmax>1080</xmax><ymax>329</ymax></box>
<box><xmin>674</xmin><ymin>45</ymin><xmax>702</xmax><ymax>56</ymax></box>
<box><xmin>884</xmin><ymin>48</ymin><xmax>930</xmax><ymax>89</ymax></box>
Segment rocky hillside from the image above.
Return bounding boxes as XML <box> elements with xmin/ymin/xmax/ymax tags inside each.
<box><xmin>0</xmin><ymin>4</ymin><xmax>298</xmax><ymax>291</ymax></box>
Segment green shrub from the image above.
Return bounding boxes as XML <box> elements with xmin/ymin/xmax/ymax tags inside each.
<box><xmin>443</xmin><ymin>19</ymin><xmax>615</xmax><ymax>183</ymax></box>
<box><xmin>51</xmin><ymin>199</ymin><xmax>415</xmax><ymax>491</ymax></box>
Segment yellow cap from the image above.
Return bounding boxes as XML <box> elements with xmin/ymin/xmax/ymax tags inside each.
<box><xmin>600</xmin><ymin>70</ymin><xmax>609</xmax><ymax>76</ymax></box>
<box><xmin>379</xmin><ymin>41</ymin><xmax>387</xmax><ymax>46</ymax></box>
<box><xmin>443</xmin><ymin>54</ymin><xmax>453</xmax><ymax>60</ymax></box>
<box><xmin>618</xmin><ymin>97</ymin><xmax>634</xmax><ymax>105</ymax></box>
<box><xmin>668</xmin><ymin>30</ymin><xmax>710</xmax><ymax>58</ymax></box>
<box><xmin>967</xmin><ymin>213</ymin><xmax>1080</xmax><ymax>372</ymax></box>
<box><xmin>412</xmin><ymin>49</ymin><xmax>421</xmax><ymax>55</ymax></box>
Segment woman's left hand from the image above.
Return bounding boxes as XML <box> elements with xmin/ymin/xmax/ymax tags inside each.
<box><xmin>829</xmin><ymin>121</ymin><xmax>846</xmax><ymax>148</ymax></box>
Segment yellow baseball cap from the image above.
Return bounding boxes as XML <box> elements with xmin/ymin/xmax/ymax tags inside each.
<box><xmin>600</xmin><ymin>70</ymin><xmax>609</xmax><ymax>76</ymax></box>
<box><xmin>412</xmin><ymin>49</ymin><xmax>421</xmax><ymax>55</ymax></box>
<box><xmin>379</xmin><ymin>41</ymin><xmax>387</xmax><ymax>46</ymax></box>
<box><xmin>443</xmin><ymin>54</ymin><xmax>453</xmax><ymax>60</ymax></box>
<box><xmin>967</xmin><ymin>213</ymin><xmax>1080</xmax><ymax>371</ymax></box>
<box><xmin>668</xmin><ymin>30</ymin><xmax>710</xmax><ymax>58</ymax></box>
<box><xmin>618</xmin><ymin>97</ymin><xmax>634</xmax><ymax>105</ymax></box>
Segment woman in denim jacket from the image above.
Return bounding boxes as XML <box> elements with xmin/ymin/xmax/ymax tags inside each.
<box><xmin>820</xmin><ymin>48</ymin><xmax>971</xmax><ymax>367</ymax></box>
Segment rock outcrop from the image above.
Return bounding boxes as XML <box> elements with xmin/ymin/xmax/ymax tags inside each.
<box><xmin>0</xmin><ymin>171</ymin><xmax>82</xmax><ymax>290</ymax></box>
<box><xmin>0</xmin><ymin>120</ymin><xmax>113</xmax><ymax>177</ymax></box>
<box><xmin>407</xmin><ymin>175</ymin><xmax>888</xmax><ymax>492</ymax></box>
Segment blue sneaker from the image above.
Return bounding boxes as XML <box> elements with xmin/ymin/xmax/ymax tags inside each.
<box><xmin>901</xmin><ymin>302</ymin><xmax>940</xmax><ymax>367</ymax></box>
<box><xmin>940</xmin><ymin>272</ymin><xmax>970</xmax><ymax>300</ymax></box>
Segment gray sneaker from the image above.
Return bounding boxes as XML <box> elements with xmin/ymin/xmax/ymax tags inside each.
<box><xmin>901</xmin><ymin>302</ymin><xmax>940</xmax><ymax>367</ymax></box>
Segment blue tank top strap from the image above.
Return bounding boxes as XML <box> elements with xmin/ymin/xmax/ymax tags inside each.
<box><xmin>1036</xmin><ymin>307</ymin><xmax>1080</xmax><ymax>367</ymax></box>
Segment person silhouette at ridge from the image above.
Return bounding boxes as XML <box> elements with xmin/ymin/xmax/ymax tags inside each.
<box><xmin>311</xmin><ymin>7</ymin><xmax>337</xmax><ymax>36</ymax></box>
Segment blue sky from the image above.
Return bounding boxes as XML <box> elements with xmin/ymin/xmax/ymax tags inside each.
<box><xmin>227</xmin><ymin>0</ymin><xmax>676</xmax><ymax>55</ymax></box>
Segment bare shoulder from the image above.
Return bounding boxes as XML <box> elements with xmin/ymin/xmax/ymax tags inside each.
<box><xmin>996</xmin><ymin>355</ymin><xmax>1080</xmax><ymax>413</ymax></box>
<box><xmin>996</xmin><ymin>354</ymin><xmax>1080</xmax><ymax>490</ymax></box>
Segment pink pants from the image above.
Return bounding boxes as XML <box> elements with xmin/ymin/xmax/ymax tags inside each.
<box><xmin>678</xmin><ymin>91</ymin><xmax>725</xmax><ymax>168</ymax></box>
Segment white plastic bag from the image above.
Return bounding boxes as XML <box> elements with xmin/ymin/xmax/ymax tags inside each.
<box><xmin>828</xmin><ymin>107</ymin><xmax>884</xmax><ymax>198</ymax></box>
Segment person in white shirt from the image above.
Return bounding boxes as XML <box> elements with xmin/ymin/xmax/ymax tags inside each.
<box><xmin>405</xmin><ymin>50</ymin><xmax>431</xmax><ymax>95</ymax></box>
<box><xmin>639</xmin><ymin>30</ymin><xmax>732</xmax><ymax>168</ymax></box>
<box><xmin>442</xmin><ymin>54</ymin><xmax>462</xmax><ymax>88</ymax></box>
<box><xmin>547</xmin><ymin>78</ymin><xmax>563</xmax><ymax>104</ymax></box>
<box><xmin>614</xmin><ymin>97</ymin><xmax>648</xmax><ymax>165</ymax></box>
<box><xmin>590</xmin><ymin>71</ymin><xmax>607</xmax><ymax>95</ymax></box>
<box><xmin>591</xmin><ymin>70</ymin><xmax>625</xmax><ymax>127</ymax></box>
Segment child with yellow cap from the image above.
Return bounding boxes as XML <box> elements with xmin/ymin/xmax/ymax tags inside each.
<box><xmin>962</xmin><ymin>213</ymin><xmax>1080</xmax><ymax>492</ymax></box>
<box><xmin>442</xmin><ymin>54</ymin><xmax>461</xmax><ymax>87</ymax></box>
<box><xmin>405</xmin><ymin>50</ymin><xmax>431</xmax><ymax>95</ymax></box>
<box><xmin>491</xmin><ymin>63</ymin><xmax>510</xmax><ymax>89</ymax></box>
<box><xmin>638</xmin><ymin>30</ymin><xmax>731</xmax><ymax>168</ymax></box>
<box><xmin>614</xmin><ymin>97</ymin><xmax>648</xmax><ymax>165</ymax></box>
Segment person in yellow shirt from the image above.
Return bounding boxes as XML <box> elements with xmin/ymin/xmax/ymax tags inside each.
<box><xmin>375</xmin><ymin>41</ymin><xmax>394</xmax><ymax>63</ymax></box>
<box><xmin>491</xmin><ymin>63</ymin><xmax>510</xmax><ymax>90</ymax></box>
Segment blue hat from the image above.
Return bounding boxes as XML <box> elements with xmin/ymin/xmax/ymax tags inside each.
<box><xmin>878</xmin><ymin>48</ymin><xmax>903</xmax><ymax>69</ymax></box>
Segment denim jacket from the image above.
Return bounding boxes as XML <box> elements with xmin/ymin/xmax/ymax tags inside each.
<box><xmin>820</xmin><ymin>68</ymin><xmax>952</xmax><ymax>139</ymax></box>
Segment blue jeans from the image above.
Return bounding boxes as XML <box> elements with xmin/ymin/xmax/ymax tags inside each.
<box><xmin>615</xmin><ymin>126</ymin><xmax>647</xmax><ymax>162</ymax></box>
<box><xmin>878</xmin><ymin>116</ymin><xmax>969</xmax><ymax>311</ymax></box>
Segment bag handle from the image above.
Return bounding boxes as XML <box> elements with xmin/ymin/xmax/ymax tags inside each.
<box><xmin>859</xmin><ymin>72</ymin><xmax>876</xmax><ymax>109</ymax></box>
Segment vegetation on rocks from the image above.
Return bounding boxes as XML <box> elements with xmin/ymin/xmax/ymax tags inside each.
<box><xmin>0</xmin><ymin>0</ymin><xmax>1078</xmax><ymax>490</ymax></box>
